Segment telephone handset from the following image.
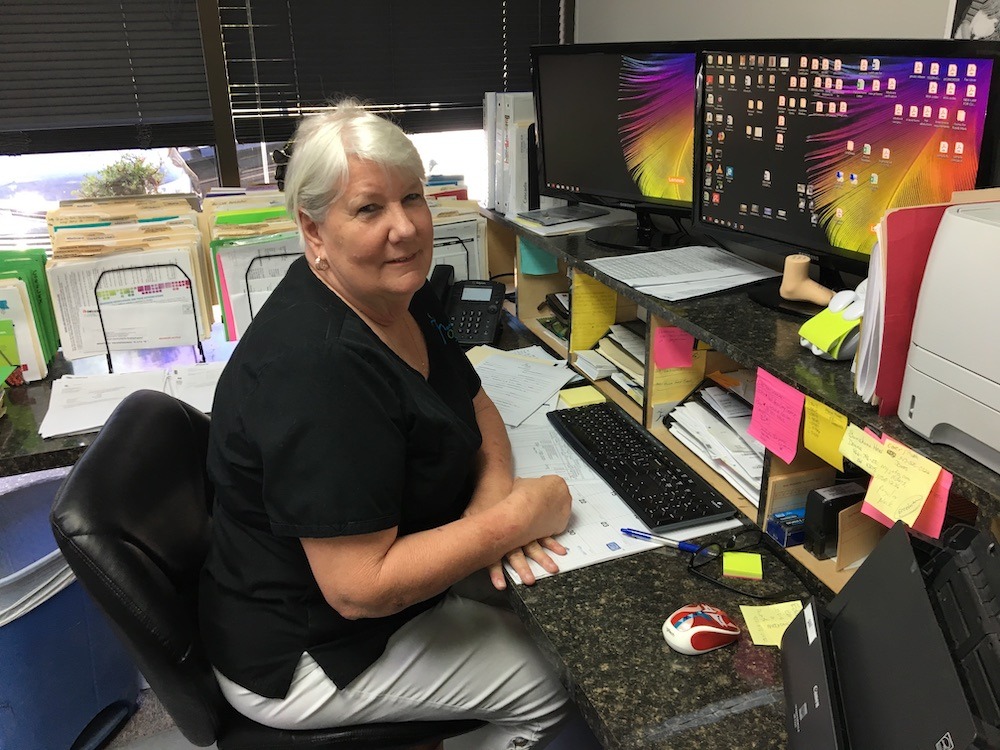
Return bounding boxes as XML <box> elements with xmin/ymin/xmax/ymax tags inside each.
<box><xmin>429</xmin><ymin>264</ymin><xmax>505</xmax><ymax>346</ymax></box>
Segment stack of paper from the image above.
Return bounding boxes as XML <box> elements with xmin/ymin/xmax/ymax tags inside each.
<box><xmin>588</xmin><ymin>245</ymin><xmax>780</xmax><ymax>301</ymax></box>
<box><xmin>470</xmin><ymin>346</ymin><xmax>577</xmax><ymax>428</ymax></box>
<box><xmin>38</xmin><ymin>361</ymin><xmax>226</xmax><ymax>439</ymax></box>
<box><xmin>46</xmin><ymin>196</ymin><xmax>213</xmax><ymax>360</ymax></box>
<box><xmin>666</xmin><ymin>385</ymin><xmax>764</xmax><ymax>505</ymax></box>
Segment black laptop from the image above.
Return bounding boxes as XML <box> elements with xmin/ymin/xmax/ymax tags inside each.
<box><xmin>781</xmin><ymin>522</ymin><xmax>1000</xmax><ymax>750</ymax></box>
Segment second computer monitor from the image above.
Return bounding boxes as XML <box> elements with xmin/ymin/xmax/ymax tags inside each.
<box><xmin>532</xmin><ymin>42</ymin><xmax>699</xmax><ymax>250</ymax></box>
<box><xmin>697</xmin><ymin>40</ymin><xmax>1000</xmax><ymax>268</ymax></box>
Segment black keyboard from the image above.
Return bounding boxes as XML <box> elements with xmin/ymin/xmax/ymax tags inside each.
<box><xmin>547</xmin><ymin>402</ymin><xmax>736</xmax><ymax>534</ymax></box>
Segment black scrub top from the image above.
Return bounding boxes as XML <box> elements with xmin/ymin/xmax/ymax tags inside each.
<box><xmin>199</xmin><ymin>256</ymin><xmax>483</xmax><ymax>699</ymax></box>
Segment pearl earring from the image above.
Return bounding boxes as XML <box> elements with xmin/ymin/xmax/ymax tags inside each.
<box><xmin>313</xmin><ymin>256</ymin><xmax>330</xmax><ymax>271</ymax></box>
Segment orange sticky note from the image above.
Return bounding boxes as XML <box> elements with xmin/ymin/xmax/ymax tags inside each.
<box><xmin>747</xmin><ymin>368</ymin><xmax>805</xmax><ymax>464</ymax></box>
<box><xmin>653</xmin><ymin>326</ymin><xmax>694</xmax><ymax>369</ymax></box>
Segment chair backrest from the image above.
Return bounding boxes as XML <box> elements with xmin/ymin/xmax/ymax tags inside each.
<box><xmin>51</xmin><ymin>389</ymin><xmax>223</xmax><ymax>747</ymax></box>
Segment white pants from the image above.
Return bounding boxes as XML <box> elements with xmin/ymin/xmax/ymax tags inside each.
<box><xmin>214</xmin><ymin>594</ymin><xmax>574</xmax><ymax>749</ymax></box>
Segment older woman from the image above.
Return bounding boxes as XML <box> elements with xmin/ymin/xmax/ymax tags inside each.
<box><xmin>198</xmin><ymin>100</ymin><xmax>577</xmax><ymax>749</ymax></box>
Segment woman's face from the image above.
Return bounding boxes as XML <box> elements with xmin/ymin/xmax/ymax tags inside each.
<box><xmin>306</xmin><ymin>156</ymin><xmax>433</xmax><ymax>305</ymax></box>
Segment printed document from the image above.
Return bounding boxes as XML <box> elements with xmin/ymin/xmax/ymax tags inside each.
<box><xmin>587</xmin><ymin>245</ymin><xmax>779</xmax><ymax>300</ymax></box>
<box><xmin>475</xmin><ymin>354</ymin><xmax>576</xmax><ymax>427</ymax></box>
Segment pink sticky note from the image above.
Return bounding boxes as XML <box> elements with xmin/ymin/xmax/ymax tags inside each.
<box><xmin>861</xmin><ymin>435</ymin><xmax>950</xmax><ymax>539</ymax></box>
<box><xmin>747</xmin><ymin>368</ymin><xmax>805</xmax><ymax>464</ymax></box>
<box><xmin>653</xmin><ymin>326</ymin><xmax>695</xmax><ymax>369</ymax></box>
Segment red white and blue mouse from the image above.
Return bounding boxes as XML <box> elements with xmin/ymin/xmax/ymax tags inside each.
<box><xmin>662</xmin><ymin>603</ymin><xmax>740</xmax><ymax>655</ymax></box>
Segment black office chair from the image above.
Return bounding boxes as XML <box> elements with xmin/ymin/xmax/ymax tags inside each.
<box><xmin>50</xmin><ymin>390</ymin><xmax>483</xmax><ymax>750</ymax></box>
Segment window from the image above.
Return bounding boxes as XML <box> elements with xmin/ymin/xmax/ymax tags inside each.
<box><xmin>217</xmin><ymin>0</ymin><xmax>561</xmax><ymax>144</ymax></box>
<box><xmin>0</xmin><ymin>1</ymin><xmax>213</xmax><ymax>155</ymax></box>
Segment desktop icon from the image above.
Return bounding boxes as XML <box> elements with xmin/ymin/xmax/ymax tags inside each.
<box><xmin>957</xmin><ymin>109</ymin><xmax>967</xmax><ymax>122</ymax></box>
<box><xmin>930</xmin><ymin>62</ymin><xmax>940</xmax><ymax>76</ymax></box>
<box><xmin>835</xmin><ymin>78</ymin><xmax>844</xmax><ymax>90</ymax></box>
<box><xmin>967</xmin><ymin>84</ymin><xmax>977</xmax><ymax>97</ymax></box>
<box><xmin>872</xmin><ymin>80</ymin><xmax>881</xmax><ymax>92</ymax></box>
<box><xmin>860</xmin><ymin>59</ymin><xmax>869</xmax><ymax>72</ymax></box>
<box><xmin>862</xmin><ymin>143</ymin><xmax>871</xmax><ymax>155</ymax></box>
<box><xmin>882</xmin><ymin>147</ymin><xmax>891</xmax><ymax>160</ymax></box>
<box><xmin>846</xmin><ymin>140</ymin><xmax>855</xmax><ymax>152</ymax></box>
<box><xmin>836</xmin><ymin>170</ymin><xmax>844</xmax><ymax>182</ymax></box>
<box><xmin>849</xmin><ymin>173</ymin><xmax>858</xmax><ymax>185</ymax></box>
<box><xmin>763</xmin><ymin>169</ymin><xmax>770</xmax><ymax>181</ymax></box>
<box><xmin>939</xmin><ymin>141</ymin><xmax>949</xmax><ymax>154</ymax></box>
<box><xmin>923</xmin><ymin>105</ymin><xmax>932</xmax><ymax>118</ymax></box>
<box><xmin>888</xmin><ymin>78</ymin><xmax>896</xmax><ymax>90</ymax></box>
<box><xmin>914</xmin><ymin>61</ymin><xmax>924</xmax><ymax>74</ymax></box>
<box><xmin>928</xmin><ymin>82</ymin><xmax>938</xmax><ymax>95</ymax></box>
<box><xmin>870</xmin><ymin>173</ymin><xmax>878</xmax><ymax>185</ymax></box>
<box><xmin>894</xmin><ymin>104</ymin><xmax>904</xmax><ymax>116</ymax></box>
<box><xmin>955</xmin><ymin>141</ymin><xmax>965</xmax><ymax>155</ymax></box>
<box><xmin>939</xmin><ymin>107</ymin><xmax>948</xmax><ymax>120</ymax></box>
<box><xmin>835</xmin><ymin>207</ymin><xmax>844</xmax><ymax>218</ymax></box>
<box><xmin>948</xmin><ymin>64</ymin><xmax>958</xmax><ymax>77</ymax></box>
<box><xmin>968</xmin><ymin>63</ymin><xmax>977</xmax><ymax>77</ymax></box>
<box><xmin>947</xmin><ymin>82</ymin><xmax>956</xmax><ymax>96</ymax></box>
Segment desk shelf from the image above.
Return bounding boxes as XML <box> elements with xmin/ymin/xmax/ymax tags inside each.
<box><xmin>484</xmin><ymin>209</ymin><xmax>1000</xmax><ymax>593</ymax></box>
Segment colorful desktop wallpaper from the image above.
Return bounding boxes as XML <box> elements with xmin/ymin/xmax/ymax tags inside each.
<box><xmin>618</xmin><ymin>54</ymin><xmax>696</xmax><ymax>203</ymax></box>
<box><xmin>806</xmin><ymin>57</ymin><xmax>992</xmax><ymax>254</ymax></box>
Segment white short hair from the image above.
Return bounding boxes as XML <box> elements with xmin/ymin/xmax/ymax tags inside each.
<box><xmin>283</xmin><ymin>99</ymin><xmax>425</xmax><ymax>229</ymax></box>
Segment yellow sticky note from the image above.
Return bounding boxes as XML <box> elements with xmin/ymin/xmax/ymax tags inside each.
<box><xmin>739</xmin><ymin>601</ymin><xmax>804</xmax><ymax>647</ymax></box>
<box><xmin>650</xmin><ymin>349</ymin><xmax>707</xmax><ymax>402</ymax></box>
<box><xmin>558</xmin><ymin>385</ymin><xmax>606</xmax><ymax>408</ymax></box>
<box><xmin>722</xmin><ymin>551</ymin><xmax>763</xmax><ymax>580</ymax></box>
<box><xmin>803</xmin><ymin>397</ymin><xmax>847</xmax><ymax>470</ymax></box>
<box><xmin>863</xmin><ymin>441</ymin><xmax>942</xmax><ymax>526</ymax></box>
<box><xmin>568</xmin><ymin>273</ymin><xmax>617</xmax><ymax>352</ymax></box>
<box><xmin>798</xmin><ymin>308</ymin><xmax>860</xmax><ymax>355</ymax></box>
<box><xmin>839</xmin><ymin>423</ymin><xmax>884</xmax><ymax>474</ymax></box>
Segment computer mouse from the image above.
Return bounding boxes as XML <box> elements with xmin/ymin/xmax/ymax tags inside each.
<box><xmin>662</xmin><ymin>603</ymin><xmax>740</xmax><ymax>655</ymax></box>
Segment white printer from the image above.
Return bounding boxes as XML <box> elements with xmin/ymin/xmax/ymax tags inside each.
<box><xmin>898</xmin><ymin>202</ymin><xmax>1000</xmax><ymax>474</ymax></box>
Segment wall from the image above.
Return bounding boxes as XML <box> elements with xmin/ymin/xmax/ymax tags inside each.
<box><xmin>575</xmin><ymin>0</ymin><xmax>956</xmax><ymax>43</ymax></box>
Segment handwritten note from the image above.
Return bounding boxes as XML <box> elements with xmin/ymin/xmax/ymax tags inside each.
<box><xmin>862</xmin><ymin>436</ymin><xmax>951</xmax><ymax>538</ymax></box>
<box><xmin>747</xmin><ymin>368</ymin><xmax>805</xmax><ymax>464</ymax></box>
<box><xmin>838</xmin><ymin>423</ymin><xmax>884</xmax><ymax>474</ymax></box>
<box><xmin>803</xmin><ymin>397</ymin><xmax>847</xmax><ymax>471</ymax></box>
<box><xmin>650</xmin><ymin>349</ymin><xmax>706</xmax><ymax>402</ymax></box>
<box><xmin>568</xmin><ymin>273</ymin><xmax>617</xmax><ymax>352</ymax></box>
<box><xmin>739</xmin><ymin>601</ymin><xmax>804</xmax><ymax>647</ymax></box>
<box><xmin>862</xmin><ymin>440</ymin><xmax>942</xmax><ymax>526</ymax></box>
<box><xmin>653</xmin><ymin>326</ymin><xmax>694</xmax><ymax>369</ymax></box>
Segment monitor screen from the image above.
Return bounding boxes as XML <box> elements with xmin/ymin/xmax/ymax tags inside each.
<box><xmin>532</xmin><ymin>43</ymin><xmax>699</xmax><ymax>249</ymax></box>
<box><xmin>696</xmin><ymin>41</ymin><xmax>1000</xmax><ymax>267</ymax></box>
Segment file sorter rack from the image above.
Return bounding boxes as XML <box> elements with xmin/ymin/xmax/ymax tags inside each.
<box><xmin>244</xmin><ymin>252</ymin><xmax>299</xmax><ymax>324</ymax></box>
<box><xmin>93</xmin><ymin>263</ymin><xmax>204</xmax><ymax>373</ymax></box>
<box><xmin>432</xmin><ymin>235</ymin><xmax>473</xmax><ymax>280</ymax></box>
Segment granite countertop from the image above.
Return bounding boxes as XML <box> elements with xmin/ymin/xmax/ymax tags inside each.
<box><xmin>492</xmin><ymin>215</ymin><xmax>1000</xmax><ymax>523</ymax></box>
<box><xmin>508</xmin><ymin>542</ymin><xmax>810</xmax><ymax>750</ymax></box>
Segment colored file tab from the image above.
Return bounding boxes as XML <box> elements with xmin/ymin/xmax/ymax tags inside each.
<box><xmin>747</xmin><ymin>368</ymin><xmax>805</xmax><ymax>464</ymax></box>
<box><xmin>653</xmin><ymin>326</ymin><xmax>694</xmax><ymax>369</ymax></box>
<box><xmin>838</xmin><ymin>423</ymin><xmax>884</xmax><ymax>474</ymax></box>
<box><xmin>568</xmin><ymin>273</ymin><xmax>617</xmax><ymax>352</ymax></box>
<box><xmin>723</xmin><ymin>551</ymin><xmax>763</xmax><ymax>580</ymax></box>
<box><xmin>803</xmin><ymin>397</ymin><xmax>847</xmax><ymax>470</ymax></box>
<box><xmin>739</xmin><ymin>601</ymin><xmax>803</xmax><ymax>647</ymax></box>
<box><xmin>862</xmin><ymin>440</ymin><xmax>941</xmax><ymax>526</ymax></box>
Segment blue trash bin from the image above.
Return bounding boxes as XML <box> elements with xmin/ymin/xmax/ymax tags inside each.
<box><xmin>0</xmin><ymin>468</ymin><xmax>141</xmax><ymax>750</ymax></box>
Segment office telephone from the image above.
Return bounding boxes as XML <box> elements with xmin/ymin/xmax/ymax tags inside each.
<box><xmin>429</xmin><ymin>264</ymin><xmax>505</xmax><ymax>346</ymax></box>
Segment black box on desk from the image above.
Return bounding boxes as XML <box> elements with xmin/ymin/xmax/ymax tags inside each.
<box><xmin>803</xmin><ymin>482</ymin><xmax>866</xmax><ymax>560</ymax></box>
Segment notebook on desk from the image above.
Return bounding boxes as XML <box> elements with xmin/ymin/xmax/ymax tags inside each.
<box><xmin>782</xmin><ymin>522</ymin><xmax>1000</xmax><ymax>750</ymax></box>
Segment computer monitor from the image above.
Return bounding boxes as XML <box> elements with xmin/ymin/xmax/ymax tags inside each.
<box><xmin>531</xmin><ymin>42</ymin><xmax>700</xmax><ymax>251</ymax></box>
<box><xmin>695</xmin><ymin>39</ymin><xmax>1000</xmax><ymax>284</ymax></box>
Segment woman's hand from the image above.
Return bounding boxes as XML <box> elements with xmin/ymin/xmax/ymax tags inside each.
<box><xmin>486</xmin><ymin>475</ymin><xmax>571</xmax><ymax>589</ymax></box>
<box><xmin>488</xmin><ymin>536</ymin><xmax>568</xmax><ymax>590</ymax></box>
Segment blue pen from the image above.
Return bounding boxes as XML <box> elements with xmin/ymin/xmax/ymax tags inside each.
<box><xmin>621</xmin><ymin>527</ymin><xmax>705</xmax><ymax>555</ymax></box>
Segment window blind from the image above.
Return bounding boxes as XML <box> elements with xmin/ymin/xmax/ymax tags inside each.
<box><xmin>219</xmin><ymin>0</ymin><xmax>561</xmax><ymax>144</ymax></box>
<box><xmin>0</xmin><ymin>0</ymin><xmax>214</xmax><ymax>155</ymax></box>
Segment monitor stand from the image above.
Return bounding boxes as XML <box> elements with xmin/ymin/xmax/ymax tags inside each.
<box><xmin>586</xmin><ymin>210</ymin><xmax>686</xmax><ymax>252</ymax></box>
